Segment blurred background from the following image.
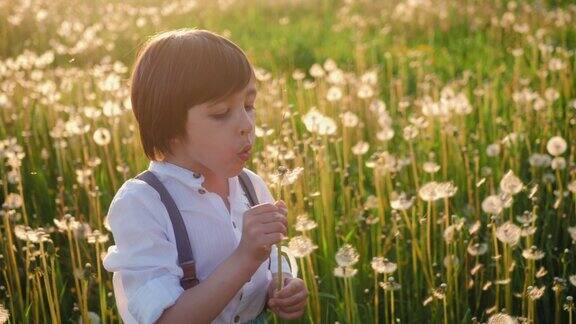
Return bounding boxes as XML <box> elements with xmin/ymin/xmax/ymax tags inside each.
<box><xmin>0</xmin><ymin>0</ymin><xmax>575</xmax><ymax>323</ymax></box>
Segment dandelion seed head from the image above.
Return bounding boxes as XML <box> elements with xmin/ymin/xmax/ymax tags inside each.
<box><xmin>550</xmin><ymin>156</ymin><xmax>566</xmax><ymax>170</ymax></box>
<box><xmin>351</xmin><ymin>141</ymin><xmax>369</xmax><ymax>155</ymax></box>
<box><xmin>294</xmin><ymin>214</ymin><xmax>317</xmax><ymax>232</ymax></box>
<box><xmin>418</xmin><ymin>181</ymin><xmax>440</xmax><ymax>202</ymax></box>
<box><xmin>482</xmin><ymin>195</ymin><xmax>503</xmax><ymax>215</ymax></box>
<box><xmin>0</xmin><ymin>303</ymin><xmax>9</xmax><ymax>323</ymax></box>
<box><xmin>93</xmin><ymin>127</ymin><xmax>111</xmax><ymax>146</ymax></box>
<box><xmin>333</xmin><ymin>265</ymin><xmax>357</xmax><ymax>278</ymax></box>
<box><xmin>422</xmin><ymin>161</ymin><xmax>440</xmax><ymax>174</ymax></box>
<box><xmin>522</xmin><ymin>246</ymin><xmax>545</xmax><ymax>260</ymax></box>
<box><xmin>390</xmin><ymin>192</ymin><xmax>414</xmax><ymax>211</ymax></box>
<box><xmin>467</xmin><ymin>242</ymin><xmax>488</xmax><ymax>256</ymax></box>
<box><xmin>546</xmin><ymin>136</ymin><xmax>567</xmax><ymax>156</ymax></box>
<box><xmin>2</xmin><ymin>193</ymin><xmax>22</xmax><ymax>210</ymax></box>
<box><xmin>371</xmin><ymin>256</ymin><xmax>397</xmax><ymax>274</ymax></box>
<box><xmin>496</xmin><ymin>221</ymin><xmax>521</xmax><ymax>246</ymax></box>
<box><xmin>499</xmin><ymin>170</ymin><xmax>523</xmax><ymax>195</ymax></box>
<box><xmin>287</xmin><ymin>235</ymin><xmax>318</xmax><ymax>258</ymax></box>
<box><xmin>335</xmin><ymin>244</ymin><xmax>359</xmax><ymax>267</ymax></box>
<box><xmin>340</xmin><ymin>111</ymin><xmax>359</xmax><ymax>128</ymax></box>
<box><xmin>568</xmin><ymin>227</ymin><xmax>576</xmax><ymax>242</ymax></box>
<box><xmin>487</xmin><ymin>313</ymin><xmax>518</xmax><ymax>324</ymax></box>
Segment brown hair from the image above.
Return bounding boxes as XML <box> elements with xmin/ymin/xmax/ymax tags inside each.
<box><xmin>130</xmin><ymin>28</ymin><xmax>254</xmax><ymax>160</ymax></box>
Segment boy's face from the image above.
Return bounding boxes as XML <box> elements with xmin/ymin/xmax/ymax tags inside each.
<box><xmin>171</xmin><ymin>75</ymin><xmax>257</xmax><ymax>179</ymax></box>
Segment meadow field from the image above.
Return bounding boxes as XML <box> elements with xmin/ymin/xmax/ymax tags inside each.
<box><xmin>0</xmin><ymin>0</ymin><xmax>575</xmax><ymax>323</ymax></box>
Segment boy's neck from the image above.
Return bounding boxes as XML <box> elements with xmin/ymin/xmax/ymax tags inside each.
<box><xmin>162</xmin><ymin>156</ymin><xmax>230</xmax><ymax>198</ymax></box>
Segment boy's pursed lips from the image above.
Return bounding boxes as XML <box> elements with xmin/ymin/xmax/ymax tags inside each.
<box><xmin>238</xmin><ymin>143</ymin><xmax>253</xmax><ymax>154</ymax></box>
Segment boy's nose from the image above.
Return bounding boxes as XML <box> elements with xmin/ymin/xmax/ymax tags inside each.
<box><xmin>238</xmin><ymin>111</ymin><xmax>254</xmax><ymax>136</ymax></box>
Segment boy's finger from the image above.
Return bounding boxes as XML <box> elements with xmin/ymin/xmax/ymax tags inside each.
<box><xmin>270</xmin><ymin>289</ymin><xmax>307</xmax><ymax>307</ymax></box>
<box><xmin>277</xmin><ymin>298</ymin><xmax>307</xmax><ymax>313</ymax></box>
<box><xmin>248</xmin><ymin>203</ymin><xmax>279</xmax><ymax>215</ymax></box>
<box><xmin>273</xmin><ymin>282</ymin><xmax>297</xmax><ymax>299</ymax></box>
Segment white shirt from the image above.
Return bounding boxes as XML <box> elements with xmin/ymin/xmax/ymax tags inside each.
<box><xmin>103</xmin><ymin>161</ymin><xmax>294</xmax><ymax>324</ymax></box>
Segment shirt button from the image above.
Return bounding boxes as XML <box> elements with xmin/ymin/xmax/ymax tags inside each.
<box><xmin>232</xmin><ymin>221</ymin><xmax>236</xmax><ymax>228</ymax></box>
<box><xmin>234</xmin><ymin>315</ymin><xmax>240</xmax><ymax>322</ymax></box>
<box><xmin>198</xmin><ymin>188</ymin><xmax>206</xmax><ymax>194</ymax></box>
<box><xmin>193</xmin><ymin>172</ymin><xmax>201</xmax><ymax>179</ymax></box>
<box><xmin>239</xmin><ymin>292</ymin><xmax>243</xmax><ymax>300</ymax></box>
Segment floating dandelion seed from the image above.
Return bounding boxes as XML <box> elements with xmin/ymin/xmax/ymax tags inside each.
<box><xmin>500</xmin><ymin>170</ymin><xmax>523</xmax><ymax>195</ymax></box>
<box><xmin>335</xmin><ymin>244</ymin><xmax>359</xmax><ymax>267</ymax></box>
<box><xmin>496</xmin><ymin>222</ymin><xmax>521</xmax><ymax>246</ymax></box>
<box><xmin>432</xmin><ymin>283</ymin><xmax>447</xmax><ymax>300</ymax></box>
<box><xmin>546</xmin><ymin>136</ymin><xmax>567</xmax><ymax>156</ymax></box>
<box><xmin>287</xmin><ymin>235</ymin><xmax>317</xmax><ymax>258</ymax></box>
<box><xmin>527</xmin><ymin>286</ymin><xmax>546</xmax><ymax>300</ymax></box>
<box><xmin>371</xmin><ymin>257</ymin><xmax>397</xmax><ymax>274</ymax></box>
<box><xmin>469</xmin><ymin>220</ymin><xmax>481</xmax><ymax>235</ymax></box>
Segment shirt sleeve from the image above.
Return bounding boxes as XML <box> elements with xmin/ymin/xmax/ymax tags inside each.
<box><xmin>103</xmin><ymin>180</ymin><xmax>184</xmax><ymax>324</ymax></box>
<box><xmin>243</xmin><ymin>168</ymin><xmax>298</xmax><ymax>277</ymax></box>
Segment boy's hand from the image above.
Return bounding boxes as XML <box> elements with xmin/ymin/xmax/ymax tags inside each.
<box><xmin>267</xmin><ymin>276</ymin><xmax>308</xmax><ymax>320</ymax></box>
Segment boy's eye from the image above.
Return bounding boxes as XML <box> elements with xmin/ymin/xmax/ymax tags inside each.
<box><xmin>212</xmin><ymin>105</ymin><xmax>255</xmax><ymax>120</ymax></box>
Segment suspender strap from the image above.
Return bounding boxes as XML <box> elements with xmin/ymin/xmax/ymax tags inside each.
<box><xmin>135</xmin><ymin>169</ymin><xmax>262</xmax><ymax>290</ymax></box>
<box><xmin>238</xmin><ymin>171</ymin><xmax>259</xmax><ymax>207</ymax></box>
<box><xmin>135</xmin><ymin>170</ymin><xmax>199</xmax><ymax>289</ymax></box>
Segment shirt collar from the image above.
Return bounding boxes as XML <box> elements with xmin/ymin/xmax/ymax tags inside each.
<box><xmin>148</xmin><ymin>161</ymin><xmax>242</xmax><ymax>201</ymax></box>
